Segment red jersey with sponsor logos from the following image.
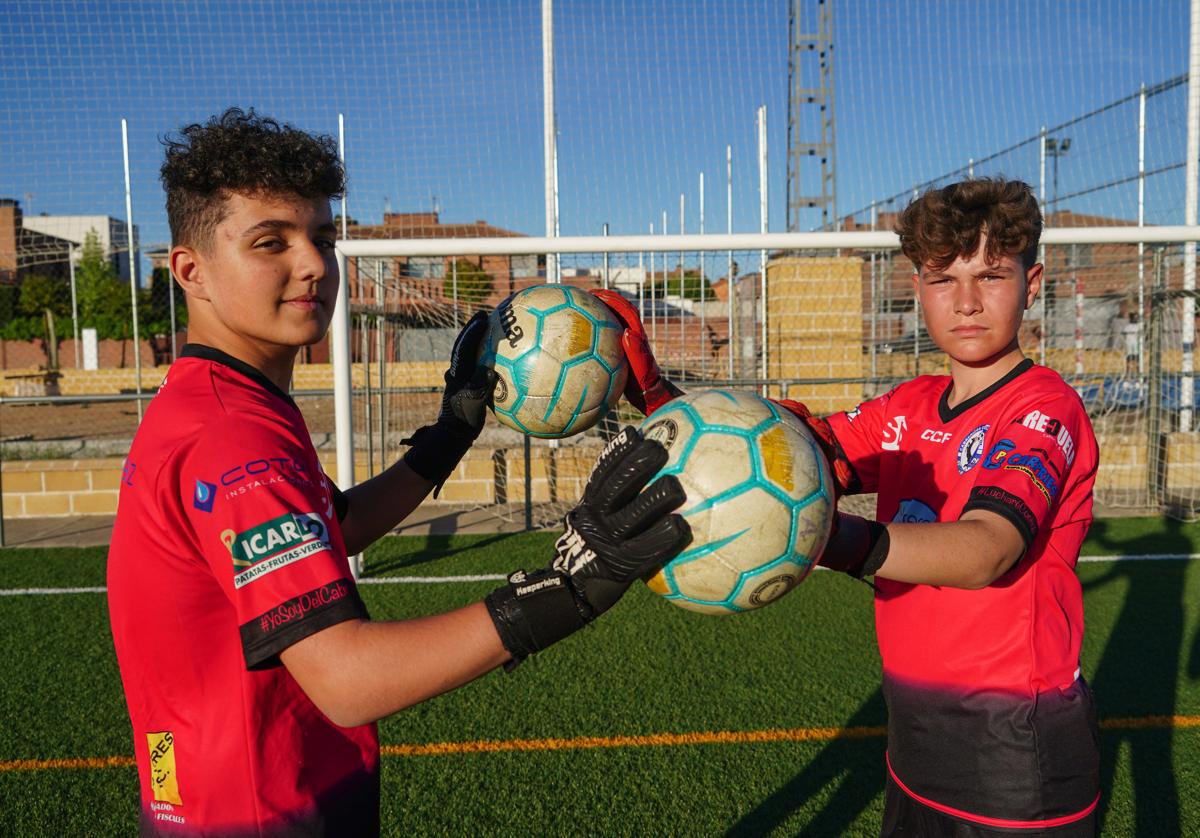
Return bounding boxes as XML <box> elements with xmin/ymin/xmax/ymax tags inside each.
<box><xmin>826</xmin><ymin>359</ymin><xmax>1100</xmax><ymax>830</ymax></box>
<box><xmin>108</xmin><ymin>345</ymin><xmax>378</xmax><ymax>837</ymax></box>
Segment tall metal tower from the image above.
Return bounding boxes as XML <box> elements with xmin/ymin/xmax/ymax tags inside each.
<box><xmin>786</xmin><ymin>0</ymin><xmax>837</xmax><ymax>232</ymax></box>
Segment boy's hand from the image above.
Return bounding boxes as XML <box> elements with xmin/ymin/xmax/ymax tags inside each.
<box><xmin>402</xmin><ymin>311</ymin><xmax>497</xmax><ymax>494</ymax></box>
<box><xmin>484</xmin><ymin>426</ymin><xmax>691</xmax><ymax>665</ymax></box>
<box><xmin>591</xmin><ymin>289</ymin><xmax>684</xmax><ymax>416</ymax></box>
<box><xmin>774</xmin><ymin>399</ymin><xmax>858</xmax><ymax>499</ymax></box>
<box><xmin>816</xmin><ymin>513</ymin><xmax>890</xmax><ymax>578</ymax></box>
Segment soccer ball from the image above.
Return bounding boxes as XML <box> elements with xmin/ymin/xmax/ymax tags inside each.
<box><xmin>478</xmin><ymin>284</ymin><xmax>628</xmax><ymax>438</ymax></box>
<box><xmin>640</xmin><ymin>389</ymin><xmax>834</xmax><ymax>615</ymax></box>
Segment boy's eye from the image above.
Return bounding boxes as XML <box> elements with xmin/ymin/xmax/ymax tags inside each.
<box><xmin>315</xmin><ymin>238</ymin><xmax>337</xmax><ymax>251</ymax></box>
<box><xmin>254</xmin><ymin>238</ymin><xmax>283</xmax><ymax>250</ymax></box>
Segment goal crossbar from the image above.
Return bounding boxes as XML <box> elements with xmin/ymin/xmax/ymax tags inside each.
<box><xmin>337</xmin><ymin>226</ymin><xmax>1200</xmax><ymax>258</ymax></box>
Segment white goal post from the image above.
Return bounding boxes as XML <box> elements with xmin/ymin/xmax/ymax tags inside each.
<box><xmin>331</xmin><ymin>226</ymin><xmax>1200</xmax><ymax>516</ymax></box>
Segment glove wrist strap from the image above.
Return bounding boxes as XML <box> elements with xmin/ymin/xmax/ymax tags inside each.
<box><xmin>401</xmin><ymin>421</ymin><xmax>475</xmax><ymax>493</ymax></box>
<box><xmin>484</xmin><ymin>568</ymin><xmax>590</xmax><ymax>669</ymax></box>
<box><xmin>819</xmin><ymin>514</ymin><xmax>890</xmax><ymax>578</ymax></box>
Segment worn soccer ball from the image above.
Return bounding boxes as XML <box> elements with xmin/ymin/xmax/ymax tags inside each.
<box><xmin>640</xmin><ymin>389</ymin><xmax>835</xmax><ymax>615</ymax></box>
<box><xmin>478</xmin><ymin>284</ymin><xmax>628</xmax><ymax>438</ymax></box>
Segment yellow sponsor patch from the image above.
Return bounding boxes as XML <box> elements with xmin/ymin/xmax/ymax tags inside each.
<box><xmin>146</xmin><ymin>731</ymin><xmax>182</xmax><ymax>805</ymax></box>
<box><xmin>759</xmin><ymin>426</ymin><xmax>795</xmax><ymax>492</ymax></box>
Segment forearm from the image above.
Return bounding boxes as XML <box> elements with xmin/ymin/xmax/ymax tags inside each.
<box><xmin>339</xmin><ymin>460</ymin><xmax>435</xmax><ymax>555</ymax></box>
<box><xmin>872</xmin><ymin>512</ymin><xmax>1025</xmax><ymax>588</ymax></box>
<box><xmin>281</xmin><ymin>603</ymin><xmax>509</xmax><ymax>728</ymax></box>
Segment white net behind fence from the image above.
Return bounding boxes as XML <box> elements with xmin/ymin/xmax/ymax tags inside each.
<box><xmin>1</xmin><ymin>0</ymin><xmax>1197</xmax><ymax>528</ymax></box>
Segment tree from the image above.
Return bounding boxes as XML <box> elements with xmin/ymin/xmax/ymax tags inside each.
<box><xmin>443</xmin><ymin>258</ymin><xmax>493</xmax><ymax>306</ymax></box>
<box><xmin>1</xmin><ymin>275</ymin><xmax>71</xmax><ymax>363</ymax></box>
<box><xmin>141</xmin><ymin>266</ymin><xmax>188</xmax><ymax>336</ymax></box>
<box><xmin>651</xmin><ymin>268</ymin><xmax>712</xmax><ymax>301</ymax></box>
<box><xmin>75</xmin><ymin>229</ymin><xmax>132</xmax><ymax>341</ymax></box>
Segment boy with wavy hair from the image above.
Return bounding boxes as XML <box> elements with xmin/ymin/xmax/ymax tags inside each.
<box><xmin>598</xmin><ymin>178</ymin><xmax>1100</xmax><ymax>836</ymax></box>
<box><xmin>108</xmin><ymin>108</ymin><xmax>690</xmax><ymax>836</ymax></box>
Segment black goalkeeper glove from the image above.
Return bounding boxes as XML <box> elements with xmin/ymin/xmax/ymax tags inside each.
<box><xmin>816</xmin><ymin>513</ymin><xmax>890</xmax><ymax>579</ymax></box>
<box><xmin>402</xmin><ymin>311</ymin><xmax>497</xmax><ymax>495</ymax></box>
<box><xmin>485</xmin><ymin>426</ymin><xmax>692</xmax><ymax>666</ymax></box>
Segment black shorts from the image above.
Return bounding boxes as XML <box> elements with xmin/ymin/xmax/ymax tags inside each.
<box><xmin>880</xmin><ymin>776</ymin><xmax>1097</xmax><ymax>838</ymax></box>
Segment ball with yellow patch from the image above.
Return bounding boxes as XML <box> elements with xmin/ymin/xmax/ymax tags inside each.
<box><xmin>639</xmin><ymin>389</ymin><xmax>834</xmax><ymax>614</ymax></box>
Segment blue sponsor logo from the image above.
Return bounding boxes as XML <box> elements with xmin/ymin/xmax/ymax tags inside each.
<box><xmin>193</xmin><ymin>479</ymin><xmax>217</xmax><ymax>512</ymax></box>
<box><xmin>1004</xmin><ymin>452</ymin><xmax>1059</xmax><ymax>501</ymax></box>
<box><xmin>892</xmin><ymin>498</ymin><xmax>937</xmax><ymax>524</ymax></box>
<box><xmin>956</xmin><ymin>424</ymin><xmax>989</xmax><ymax>473</ymax></box>
<box><xmin>983</xmin><ymin>438</ymin><xmax>1016</xmax><ymax>470</ymax></box>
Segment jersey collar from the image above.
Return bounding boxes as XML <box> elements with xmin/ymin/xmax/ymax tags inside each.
<box><xmin>937</xmin><ymin>358</ymin><xmax>1034</xmax><ymax>423</ymax></box>
<box><xmin>179</xmin><ymin>344</ymin><xmax>298</xmax><ymax>410</ymax></box>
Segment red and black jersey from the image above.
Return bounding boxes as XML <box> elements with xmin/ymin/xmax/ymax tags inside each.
<box><xmin>826</xmin><ymin>359</ymin><xmax>1100</xmax><ymax>830</ymax></box>
<box><xmin>108</xmin><ymin>345</ymin><xmax>379</xmax><ymax>837</ymax></box>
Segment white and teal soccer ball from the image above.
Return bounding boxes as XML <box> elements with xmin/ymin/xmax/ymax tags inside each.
<box><xmin>641</xmin><ymin>390</ymin><xmax>835</xmax><ymax>615</ymax></box>
<box><xmin>479</xmin><ymin>284</ymin><xmax>628</xmax><ymax>438</ymax></box>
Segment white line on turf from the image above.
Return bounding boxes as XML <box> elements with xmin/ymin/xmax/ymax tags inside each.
<box><xmin>0</xmin><ymin>574</ymin><xmax>509</xmax><ymax>596</ymax></box>
<box><xmin>2</xmin><ymin>557</ymin><xmax>1197</xmax><ymax>597</ymax></box>
<box><xmin>357</xmin><ymin>574</ymin><xmax>507</xmax><ymax>584</ymax></box>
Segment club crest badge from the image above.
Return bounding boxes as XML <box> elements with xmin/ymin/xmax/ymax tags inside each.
<box><xmin>957</xmin><ymin>424</ymin><xmax>990</xmax><ymax>473</ymax></box>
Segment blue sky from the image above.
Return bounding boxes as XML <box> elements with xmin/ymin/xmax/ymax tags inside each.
<box><xmin>0</xmin><ymin>0</ymin><xmax>1190</xmax><ymax>261</ymax></box>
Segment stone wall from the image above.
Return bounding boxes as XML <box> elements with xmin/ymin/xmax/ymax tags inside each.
<box><xmin>1</xmin><ymin>441</ymin><xmax>604</xmax><ymax>518</ymax></box>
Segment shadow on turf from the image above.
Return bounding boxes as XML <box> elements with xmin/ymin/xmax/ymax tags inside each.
<box><xmin>1085</xmin><ymin>517</ymin><xmax>1188</xmax><ymax>835</ymax></box>
<box><xmin>723</xmin><ymin>690</ymin><xmax>887</xmax><ymax>836</ymax></box>
<box><xmin>727</xmin><ymin>519</ymin><xmax>1192</xmax><ymax>835</ymax></box>
<box><xmin>363</xmin><ymin>532</ymin><xmax>520</xmax><ymax>576</ymax></box>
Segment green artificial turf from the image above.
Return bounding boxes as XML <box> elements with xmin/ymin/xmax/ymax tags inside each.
<box><xmin>2</xmin><ymin>520</ymin><xmax>1200</xmax><ymax>835</ymax></box>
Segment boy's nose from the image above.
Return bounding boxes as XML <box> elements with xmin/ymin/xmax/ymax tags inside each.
<box><xmin>295</xmin><ymin>242</ymin><xmax>328</xmax><ymax>281</ymax></box>
<box><xmin>954</xmin><ymin>282</ymin><xmax>983</xmax><ymax>315</ymax></box>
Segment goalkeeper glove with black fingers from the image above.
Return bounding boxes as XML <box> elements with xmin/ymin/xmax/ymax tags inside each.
<box><xmin>816</xmin><ymin>513</ymin><xmax>890</xmax><ymax>579</ymax></box>
<box><xmin>591</xmin><ymin>289</ymin><xmax>684</xmax><ymax>416</ymax></box>
<box><xmin>402</xmin><ymin>310</ymin><xmax>497</xmax><ymax>496</ymax></box>
<box><xmin>485</xmin><ymin>426</ymin><xmax>692</xmax><ymax>666</ymax></box>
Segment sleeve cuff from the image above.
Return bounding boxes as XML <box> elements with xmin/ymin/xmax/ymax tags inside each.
<box><xmin>963</xmin><ymin>485</ymin><xmax>1038</xmax><ymax>548</ymax></box>
<box><xmin>239</xmin><ymin>578</ymin><xmax>368</xmax><ymax>670</ymax></box>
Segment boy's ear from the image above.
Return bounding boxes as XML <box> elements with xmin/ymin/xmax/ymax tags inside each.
<box><xmin>169</xmin><ymin>245</ymin><xmax>211</xmax><ymax>302</ymax></box>
<box><xmin>1024</xmin><ymin>263</ymin><xmax>1044</xmax><ymax>309</ymax></box>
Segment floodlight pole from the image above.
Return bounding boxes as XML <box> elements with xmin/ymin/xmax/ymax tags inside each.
<box><xmin>1182</xmin><ymin>0</ymin><xmax>1200</xmax><ymax>431</ymax></box>
<box><xmin>727</xmin><ymin>144</ymin><xmax>735</xmax><ymax>380</ymax></box>
<box><xmin>121</xmin><ymin>119</ymin><xmax>144</xmax><ymax>422</ymax></box>
<box><xmin>333</xmin><ymin>113</ymin><xmax>358</xmax><ymax>577</ymax></box>
<box><xmin>699</xmin><ymin>171</ymin><xmax>706</xmax><ymax>378</ymax></box>
<box><xmin>757</xmin><ymin>105</ymin><xmax>769</xmax><ymax>394</ymax></box>
<box><xmin>543</xmin><ymin>0</ymin><xmax>559</xmax><ymax>284</ymax></box>
<box><xmin>1038</xmin><ymin>126</ymin><xmax>1048</xmax><ymax>366</ymax></box>
<box><xmin>1138</xmin><ymin>82</ymin><xmax>1147</xmax><ymax>377</ymax></box>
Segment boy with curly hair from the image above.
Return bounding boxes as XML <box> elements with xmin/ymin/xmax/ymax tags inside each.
<box><xmin>599</xmin><ymin>178</ymin><xmax>1100</xmax><ymax>836</ymax></box>
<box><xmin>107</xmin><ymin>108</ymin><xmax>690</xmax><ymax>836</ymax></box>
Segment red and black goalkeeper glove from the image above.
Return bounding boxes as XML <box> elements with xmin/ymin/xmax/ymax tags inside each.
<box><xmin>772</xmin><ymin>400</ymin><xmax>889</xmax><ymax>577</ymax></box>
<box><xmin>774</xmin><ymin>399</ymin><xmax>858</xmax><ymax>500</ymax></box>
<box><xmin>591</xmin><ymin>289</ymin><xmax>684</xmax><ymax>416</ymax></box>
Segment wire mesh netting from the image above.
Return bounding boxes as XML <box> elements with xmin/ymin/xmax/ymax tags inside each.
<box><xmin>1</xmin><ymin>1</ymin><xmax>1198</xmax><ymax>530</ymax></box>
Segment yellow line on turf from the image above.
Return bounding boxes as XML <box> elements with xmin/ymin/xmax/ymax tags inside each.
<box><xmin>382</xmin><ymin>725</ymin><xmax>888</xmax><ymax>757</ymax></box>
<box><xmin>4</xmin><ymin>716</ymin><xmax>1200</xmax><ymax>771</ymax></box>
<box><xmin>0</xmin><ymin>755</ymin><xmax>135</xmax><ymax>771</ymax></box>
